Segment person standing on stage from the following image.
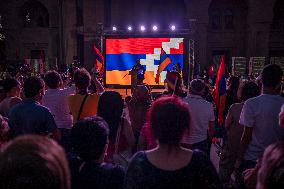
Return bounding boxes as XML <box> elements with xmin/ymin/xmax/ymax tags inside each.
<box><xmin>130</xmin><ymin>60</ymin><xmax>145</xmax><ymax>92</ymax></box>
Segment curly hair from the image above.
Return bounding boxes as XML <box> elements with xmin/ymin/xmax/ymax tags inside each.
<box><xmin>146</xmin><ymin>96</ymin><xmax>191</xmax><ymax>145</ymax></box>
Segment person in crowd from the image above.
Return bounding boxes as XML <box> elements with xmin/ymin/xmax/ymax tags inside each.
<box><xmin>68</xmin><ymin>68</ymin><xmax>104</xmax><ymax>122</ymax></box>
<box><xmin>202</xmin><ymin>84</ymin><xmax>215</xmax><ymax>103</ymax></box>
<box><xmin>43</xmin><ymin>71</ymin><xmax>75</xmax><ymax>151</ymax></box>
<box><xmin>219</xmin><ymin>81</ymin><xmax>260</xmax><ymax>185</ymax></box>
<box><xmin>124</xmin><ymin>96</ymin><xmax>222</xmax><ymax>189</ymax></box>
<box><xmin>8</xmin><ymin>76</ymin><xmax>60</xmax><ymax>140</ymax></box>
<box><xmin>70</xmin><ymin>116</ymin><xmax>125</xmax><ymax>189</ymax></box>
<box><xmin>0</xmin><ymin>114</ymin><xmax>9</xmax><ymax>148</ymax></box>
<box><xmin>123</xmin><ymin>95</ymin><xmax>132</xmax><ymax>123</ymax></box>
<box><xmin>97</xmin><ymin>91</ymin><xmax>135</xmax><ymax>165</ymax></box>
<box><xmin>240</xmin><ymin>102</ymin><xmax>284</xmax><ymax>189</ymax></box>
<box><xmin>163</xmin><ymin>71</ymin><xmax>187</xmax><ymax>98</ymax></box>
<box><xmin>0</xmin><ymin>78</ymin><xmax>22</xmax><ymax>117</ymax></box>
<box><xmin>224</xmin><ymin>76</ymin><xmax>240</xmax><ymax>117</ymax></box>
<box><xmin>0</xmin><ymin>135</ymin><xmax>71</xmax><ymax>189</ymax></box>
<box><xmin>138</xmin><ymin>122</ymin><xmax>156</xmax><ymax>151</ymax></box>
<box><xmin>182</xmin><ymin>79</ymin><xmax>215</xmax><ymax>153</ymax></box>
<box><xmin>257</xmin><ymin>142</ymin><xmax>284</xmax><ymax>189</ymax></box>
<box><xmin>236</xmin><ymin>64</ymin><xmax>284</xmax><ymax>175</ymax></box>
<box><xmin>279</xmin><ymin>104</ymin><xmax>284</xmax><ymax>128</ymax></box>
<box><xmin>128</xmin><ymin>85</ymin><xmax>151</xmax><ymax>146</ymax></box>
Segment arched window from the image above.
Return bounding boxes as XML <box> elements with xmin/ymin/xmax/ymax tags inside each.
<box><xmin>0</xmin><ymin>14</ymin><xmax>4</xmax><ymax>40</ymax></box>
<box><xmin>272</xmin><ymin>0</ymin><xmax>284</xmax><ymax>30</ymax></box>
<box><xmin>208</xmin><ymin>0</ymin><xmax>246</xmax><ymax>31</ymax></box>
<box><xmin>211</xmin><ymin>9</ymin><xmax>222</xmax><ymax>30</ymax></box>
<box><xmin>20</xmin><ymin>0</ymin><xmax>49</xmax><ymax>28</ymax></box>
<box><xmin>0</xmin><ymin>14</ymin><xmax>5</xmax><ymax>60</ymax></box>
<box><xmin>224</xmin><ymin>8</ymin><xmax>234</xmax><ymax>29</ymax></box>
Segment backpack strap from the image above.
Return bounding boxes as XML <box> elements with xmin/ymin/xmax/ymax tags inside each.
<box><xmin>76</xmin><ymin>94</ymin><xmax>88</xmax><ymax>121</ymax></box>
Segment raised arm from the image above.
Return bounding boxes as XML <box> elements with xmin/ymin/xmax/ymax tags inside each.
<box><xmin>91</xmin><ymin>74</ymin><xmax>105</xmax><ymax>95</ymax></box>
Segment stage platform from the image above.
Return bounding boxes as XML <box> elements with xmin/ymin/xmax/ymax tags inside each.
<box><xmin>105</xmin><ymin>88</ymin><xmax>165</xmax><ymax>98</ymax></box>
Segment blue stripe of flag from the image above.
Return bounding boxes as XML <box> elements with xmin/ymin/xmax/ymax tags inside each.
<box><xmin>219</xmin><ymin>76</ymin><xmax>227</xmax><ymax>96</ymax></box>
<box><xmin>106</xmin><ymin>54</ymin><xmax>146</xmax><ymax>70</ymax></box>
<box><xmin>106</xmin><ymin>53</ymin><xmax>183</xmax><ymax>71</ymax></box>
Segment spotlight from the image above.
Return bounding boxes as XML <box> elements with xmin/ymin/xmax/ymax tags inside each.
<box><xmin>171</xmin><ymin>25</ymin><xmax>176</xmax><ymax>31</ymax></box>
<box><xmin>152</xmin><ymin>25</ymin><xmax>158</xmax><ymax>31</ymax></box>
<box><xmin>112</xmin><ymin>26</ymin><xmax>117</xmax><ymax>31</ymax></box>
<box><xmin>140</xmin><ymin>25</ymin><xmax>145</xmax><ymax>31</ymax></box>
<box><xmin>127</xmin><ymin>26</ymin><xmax>132</xmax><ymax>31</ymax></box>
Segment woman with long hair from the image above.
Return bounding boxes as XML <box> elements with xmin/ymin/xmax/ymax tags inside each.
<box><xmin>125</xmin><ymin>96</ymin><xmax>222</xmax><ymax>189</ymax></box>
<box><xmin>97</xmin><ymin>91</ymin><xmax>135</xmax><ymax>164</ymax></box>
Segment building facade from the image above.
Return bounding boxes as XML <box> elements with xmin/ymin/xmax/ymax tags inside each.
<box><xmin>0</xmin><ymin>0</ymin><xmax>283</xmax><ymax>74</ymax></box>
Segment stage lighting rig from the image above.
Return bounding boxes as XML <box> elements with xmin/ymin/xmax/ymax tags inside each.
<box><xmin>171</xmin><ymin>25</ymin><xmax>176</xmax><ymax>31</ymax></box>
<box><xmin>112</xmin><ymin>26</ymin><xmax>117</xmax><ymax>31</ymax></box>
<box><xmin>127</xmin><ymin>26</ymin><xmax>132</xmax><ymax>31</ymax></box>
<box><xmin>152</xmin><ymin>25</ymin><xmax>158</xmax><ymax>31</ymax></box>
<box><xmin>140</xmin><ymin>25</ymin><xmax>146</xmax><ymax>31</ymax></box>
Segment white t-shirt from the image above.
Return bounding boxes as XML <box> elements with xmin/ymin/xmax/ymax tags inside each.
<box><xmin>183</xmin><ymin>94</ymin><xmax>215</xmax><ymax>144</ymax></box>
<box><xmin>42</xmin><ymin>86</ymin><xmax>75</xmax><ymax>129</ymax></box>
<box><xmin>239</xmin><ymin>94</ymin><xmax>284</xmax><ymax>161</ymax></box>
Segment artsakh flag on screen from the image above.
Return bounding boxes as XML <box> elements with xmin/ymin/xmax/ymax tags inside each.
<box><xmin>94</xmin><ymin>46</ymin><xmax>104</xmax><ymax>75</ymax></box>
<box><xmin>105</xmin><ymin>38</ymin><xmax>184</xmax><ymax>85</ymax></box>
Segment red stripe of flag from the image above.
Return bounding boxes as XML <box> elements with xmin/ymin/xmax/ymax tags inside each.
<box><xmin>213</xmin><ymin>56</ymin><xmax>227</xmax><ymax>125</ymax></box>
<box><xmin>155</xmin><ymin>49</ymin><xmax>172</xmax><ymax>84</ymax></box>
<box><xmin>94</xmin><ymin>46</ymin><xmax>104</xmax><ymax>75</ymax></box>
<box><xmin>106</xmin><ymin>38</ymin><xmax>178</xmax><ymax>54</ymax></box>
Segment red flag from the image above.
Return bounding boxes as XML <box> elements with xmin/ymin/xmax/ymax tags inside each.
<box><xmin>208</xmin><ymin>65</ymin><xmax>214</xmax><ymax>77</ymax></box>
<box><xmin>213</xmin><ymin>56</ymin><xmax>227</xmax><ymax>124</ymax></box>
<box><xmin>155</xmin><ymin>49</ymin><xmax>172</xmax><ymax>83</ymax></box>
<box><xmin>94</xmin><ymin>46</ymin><xmax>104</xmax><ymax>76</ymax></box>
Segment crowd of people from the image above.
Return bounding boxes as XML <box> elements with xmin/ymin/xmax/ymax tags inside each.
<box><xmin>0</xmin><ymin>63</ymin><xmax>283</xmax><ymax>189</ymax></box>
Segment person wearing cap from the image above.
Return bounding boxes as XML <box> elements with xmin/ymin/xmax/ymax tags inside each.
<box><xmin>182</xmin><ymin>79</ymin><xmax>215</xmax><ymax>154</ymax></box>
<box><xmin>163</xmin><ymin>71</ymin><xmax>187</xmax><ymax>98</ymax></box>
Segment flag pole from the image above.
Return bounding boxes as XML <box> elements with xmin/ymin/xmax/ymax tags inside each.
<box><xmin>172</xmin><ymin>77</ymin><xmax>178</xmax><ymax>96</ymax></box>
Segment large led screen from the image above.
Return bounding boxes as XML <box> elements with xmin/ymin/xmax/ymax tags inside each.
<box><xmin>106</xmin><ymin>38</ymin><xmax>184</xmax><ymax>85</ymax></box>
